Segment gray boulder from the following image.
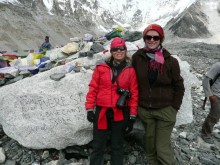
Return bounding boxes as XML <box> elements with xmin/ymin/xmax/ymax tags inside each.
<box><xmin>0</xmin><ymin>54</ymin><xmax>103</xmax><ymax>149</ymax></box>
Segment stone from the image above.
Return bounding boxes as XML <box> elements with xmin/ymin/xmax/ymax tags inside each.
<box><xmin>0</xmin><ymin>78</ymin><xmax>6</xmax><ymax>86</ymax></box>
<box><xmin>179</xmin><ymin>132</ymin><xmax>187</xmax><ymax>138</ymax></box>
<box><xmin>186</xmin><ymin>133</ymin><xmax>195</xmax><ymax>141</ymax></box>
<box><xmin>128</xmin><ymin>154</ymin><xmax>136</xmax><ymax>164</ymax></box>
<box><xmin>173</xmin><ymin>56</ymin><xmax>198</xmax><ymax>126</ymax></box>
<box><xmin>90</xmin><ymin>43</ymin><xmax>105</xmax><ymax>53</ymax></box>
<box><xmin>199</xmin><ymin>157</ymin><xmax>215</xmax><ymax>165</ymax></box>
<box><xmin>0</xmin><ymin>52</ymin><xmax>105</xmax><ymax>150</ymax></box>
<box><xmin>0</xmin><ymin>148</ymin><xmax>6</xmax><ymax>163</ymax></box>
<box><xmin>50</xmin><ymin>73</ymin><xmax>65</xmax><ymax>81</ymax></box>
<box><xmin>61</xmin><ymin>42</ymin><xmax>79</xmax><ymax>55</ymax></box>
<box><xmin>78</xmin><ymin>52</ymin><xmax>87</xmax><ymax>58</ymax></box>
<box><xmin>86</xmin><ymin>51</ymin><xmax>94</xmax><ymax>58</ymax></box>
<box><xmin>4</xmin><ymin>160</ymin><xmax>16</xmax><ymax>165</ymax></box>
<box><xmin>42</xmin><ymin>151</ymin><xmax>50</xmax><ymax>159</ymax></box>
<box><xmin>213</xmin><ymin>132</ymin><xmax>220</xmax><ymax>139</ymax></box>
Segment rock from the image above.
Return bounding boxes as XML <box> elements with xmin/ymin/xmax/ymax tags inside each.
<box><xmin>179</xmin><ymin>132</ymin><xmax>187</xmax><ymax>138</ymax></box>
<box><xmin>45</xmin><ymin>160</ymin><xmax>58</xmax><ymax>165</ymax></box>
<box><xmin>128</xmin><ymin>154</ymin><xmax>136</xmax><ymax>164</ymax></box>
<box><xmin>174</xmin><ymin>56</ymin><xmax>199</xmax><ymax>126</ymax></box>
<box><xmin>0</xmin><ymin>148</ymin><xmax>5</xmax><ymax>163</ymax></box>
<box><xmin>0</xmin><ymin>78</ymin><xmax>6</xmax><ymax>86</ymax></box>
<box><xmin>0</xmin><ymin>52</ymin><xmax>108</xmax><ymax>149</ymax></box>
<box><xmin>199</xmin><ymin>157</ymin><xmax>216</xmax><ymax>165</ymax></box>
<box><xmin>42</xmin><ymin>150</ymin><xmax>50</xmax><ymax>159</ymax></box>
<box><xmin>61</xmin><ymin>42</ymin><xmax>79</xmax><ymax>55</ymax></box>
<box><xmin>90</xmin><ymin>43</ymin><xmax>105</xmax><ymax>53</ymax></box>
<box><xmin>0</xmin><ymin>67</ymin><xmax>94</xmax><ymax>149</ymax></box>
<box><xmin>213</xmin><ymin>132</ymin><xmax>220</xmax><ymax>139</ymax></box>
<box><xmin>122</xmin><ymin>31</ymin><xmax>143</xmax><ymax>42</ymax></box>
<box><xmin>4</xmin><ymin>160</ymin><xmax>16</xmax><ymax>165</ymax></box>
<box><xmin>78</xmin><ymin>52</ymin><xmax>87</xmax><ymax>58</ymax></box>
<box><xmin>50</xmin><ymin>73</ymin><xmax>65</xmax><ymax>81</ymax></box>
<box><xmin>86</xmin><ymin>51</ymin><xmax>94</xmax><ymax>58</ymax></box>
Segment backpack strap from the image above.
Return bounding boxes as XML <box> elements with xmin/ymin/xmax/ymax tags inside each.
<box><xmin>210</xmin><ymin>72</ymin><xmax>220</xmax><ymax>86</ymax></box>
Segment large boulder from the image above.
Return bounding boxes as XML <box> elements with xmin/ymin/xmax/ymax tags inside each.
<box><xmin>174</xmin><ymin>55</ymin><xmax>199</xmax><ymax>126</ymax></box>
<box><xmin>0</xmin><ymin>52</ymin><xmax>106</xmax><ymax>150</ymax></box>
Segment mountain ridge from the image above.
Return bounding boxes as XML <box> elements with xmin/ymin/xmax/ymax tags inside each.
<box><xmin>1</xmin><ymin>0</ymin><xmax>220</xmax><ymax>50</ymax></box>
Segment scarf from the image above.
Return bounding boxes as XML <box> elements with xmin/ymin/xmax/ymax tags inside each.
<box><xmin>106</xmin><ymin>57</ymin><xmax>127</xmax><ymax>83</ymax></box>
<box><xmin>144</xmin><ymin>45</ymin><xmax>164</xmax><ymax>74</ymax></box>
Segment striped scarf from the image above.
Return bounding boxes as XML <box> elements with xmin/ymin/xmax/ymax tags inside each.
<box><xmin>144</xmin><ymin>46</ymin><xmax>164</xmax><ymax>74</ymax></box>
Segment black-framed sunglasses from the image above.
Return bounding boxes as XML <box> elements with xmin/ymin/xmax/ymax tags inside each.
<box><xmin>144</xmin><ymin>35</ymin><xmax>160</xmax><ymax>41</ymax></box>
<box><xmin>111</xmin><ymin>46</ymin><xmax>126</xmax><ymax>52</ymax></box>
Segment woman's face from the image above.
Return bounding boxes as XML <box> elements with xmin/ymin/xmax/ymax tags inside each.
<box><xmin>111</xmin><ymin>46</ymin><xmax>127</xmax><ymax>62</ymax></box>
<box><xmin>144</xmin><ymin>30</ymin><xmax>161</xmax><ymax>50</ymax></box>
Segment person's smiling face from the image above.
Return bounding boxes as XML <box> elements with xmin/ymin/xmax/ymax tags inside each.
<box><xmin>144</xmin><ymin>30</ymin><xmax>161</xmax><ymax>50</ymax></box>
<box><xmin>111</xmin><ymin>46</ymin><xmax>127</xmax><ymax>62</ymax></box>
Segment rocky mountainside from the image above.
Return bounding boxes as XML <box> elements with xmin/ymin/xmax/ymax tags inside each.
<box><xmin>1</xmin><ymin>0</ymin><xmax>220</xmax><ymax>50</ymax></box>
<box><xmin>0</xmin><ymin>0</ymin><xmax>197</xmax><ymax>50</ymax></box>
<box><xmin>166</xmin><ymin>0</ymin><xmax>220</xmax><ymax>43</ymax></box>
<box><xmin>0</xmin><ymin>0</ymin><xmax>116</xmax><ymax>50</ymax></box>
<box><xmin>166</xmin><ymin>1</ymin><xmax>210</xmax><ymax>38</ymax></box>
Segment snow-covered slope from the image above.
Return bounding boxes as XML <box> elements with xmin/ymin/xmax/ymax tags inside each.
<box><xmin>0</xmin><ymin>0</ymin><xmax>196</xmax><ymax>30</ymax></box>
<box><xmin>0</xmin><ymin>0</ymin><xmax>219</xmax><ymax>49</ymax></box>
<box><xmin>42</xmin><ymin>0</ymin><xmax>197</xmax><ymax>31</ymax></box>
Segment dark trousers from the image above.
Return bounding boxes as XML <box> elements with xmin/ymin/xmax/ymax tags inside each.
<box><xmin>202</xmin><ymin>97</ymin><xmax>220</xmax><ymax>136</ymax></box>
<box><xmin>138</xmin><ymin>106</ymin><xmax>177</xmax><ymax>165</ymax></box>
<box><xmin>90</xmin><ymin>108</ymin><xmax>128</xmax><ymax>165</ymax></box>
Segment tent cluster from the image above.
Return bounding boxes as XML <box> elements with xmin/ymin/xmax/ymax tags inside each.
<box><xmin>0</xmin><ymin>28</ymin><xmax>143</xmax><ymax>86</ymax></box>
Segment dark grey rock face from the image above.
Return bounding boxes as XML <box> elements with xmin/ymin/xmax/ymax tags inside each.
<box><xmin>167</xmin><ymin>1</ymin><xmax>211</xmax><ymax>38</ymax></box>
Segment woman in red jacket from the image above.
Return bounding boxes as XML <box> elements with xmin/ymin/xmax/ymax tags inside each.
<box><xmin>85</xmin><ymin>37</ymin><xmax>138</xmax><ymax>165</ymax></box>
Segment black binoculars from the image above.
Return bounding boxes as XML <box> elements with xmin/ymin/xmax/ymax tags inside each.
<box><xmin>116</xmin><ymin>88</ymin><xmax>130</xmax><ymax>108</ymax></box>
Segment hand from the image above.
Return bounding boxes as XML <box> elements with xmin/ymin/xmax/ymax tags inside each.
<box><xmin>124</xmin><ymin>116</ymin><xmax>136</xmax><ymax>134</ymax></box>
<box><xmin>209</xmin><ymin>95</ymin><xmax>217</xmax><ymax>103</ymax></box>
<box><xmin>87</xmin><ymin>111</ymin><xmax>95</xmax><ymax>123</ymax></box>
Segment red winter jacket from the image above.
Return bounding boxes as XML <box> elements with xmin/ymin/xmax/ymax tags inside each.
<box><xmin>85</xmin><ymin>61</ymin><xmax>138</xmax><ymax>129</ymax></box>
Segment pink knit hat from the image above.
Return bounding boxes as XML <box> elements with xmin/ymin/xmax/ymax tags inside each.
<box><xmin>110</xmin><ymin>37</ymin><xmax>127</xmax><ymax>50</ymax></box>
<box><xmin>143</xmin><ymin>24</ymin><xmax>164</xmax><ymax>42</ymax></box>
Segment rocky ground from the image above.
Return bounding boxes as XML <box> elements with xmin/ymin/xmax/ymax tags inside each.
<box><xmin>0</xmin><ymin>41</ymin><xmax>220</xmax><ymax>165</ymax></box>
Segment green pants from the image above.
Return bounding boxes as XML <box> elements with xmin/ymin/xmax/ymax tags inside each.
<box><xmin>138</xmin><ymin>106</ymin><xmax>177</xmax><ymax>165</ymax></box>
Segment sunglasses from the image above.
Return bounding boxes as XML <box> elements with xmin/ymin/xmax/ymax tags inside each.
<box><xmin>111</xmin><ymin>46</ymin><xmax>126</xmax><ymax>52</ymax></box>
<box><xmin>144</xmin><ymin>35</ymin><xmax>160</xmax><ymax>41</ymax></box>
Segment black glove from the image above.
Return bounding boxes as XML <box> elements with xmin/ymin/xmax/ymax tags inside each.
<box><xmin>87</xmin><ymin>111</ymin><xmax>95</xmax><ymax>123</ymax></box>
<box><xmin>124</xmin><ymin>116</ymin><xmax>136</xmax><ymax>134</ymax></box>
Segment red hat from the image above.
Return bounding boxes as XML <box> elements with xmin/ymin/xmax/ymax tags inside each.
<box><xmin>110</xmin><ymin>37</ymin><xmax>127</xmax><ymax>50</ymax></box>
<box><xmin>143</xmin><ymin>24</ymin><xmax>164</xmax><ymax>42</ymax></box>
